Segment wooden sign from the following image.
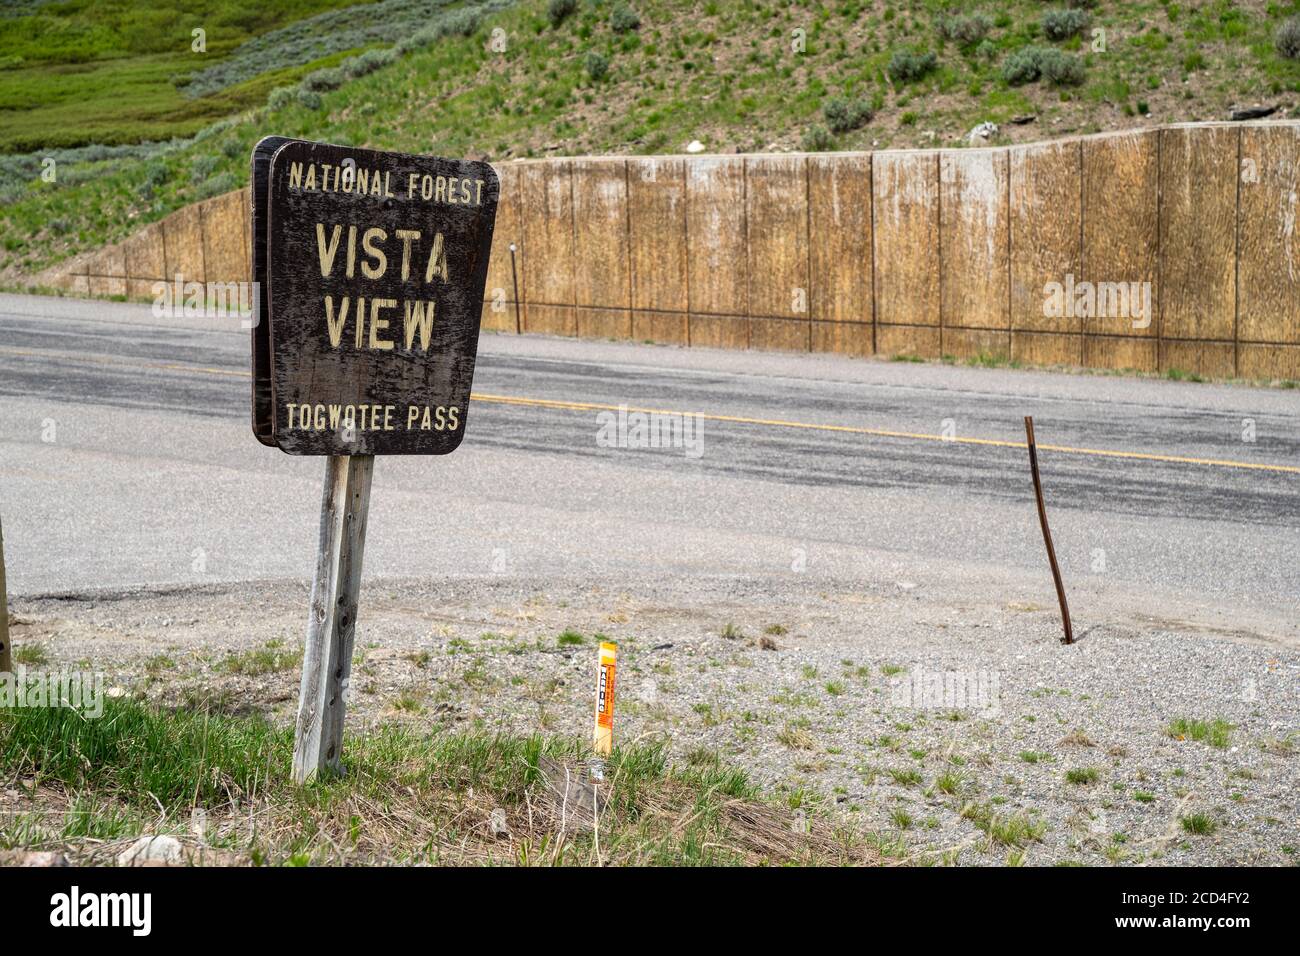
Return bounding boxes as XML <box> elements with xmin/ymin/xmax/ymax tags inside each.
<box><xmin>252</xmin><ymin>137</ymin><xmax>499</xmax><ymax>455</ymax></box>
<box><xmin>249</xmin><ymin>138</ymin><xmax>499</xmax><ymax>783</ymax></box>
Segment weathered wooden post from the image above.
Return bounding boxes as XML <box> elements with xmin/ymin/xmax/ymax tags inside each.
<box><xmin>292</xmin><ymin>455</ymin><xmax>374</xmax><ymax>783</ymax></box>
<box><xmin>251</xmin><ymin>137</ymin><xmax>498</xmax><ymax>782</ymax></box>
<box><xmin>0</xmin><ymin>516</ymin><xmax>11</xmax><ymax>674</ymax></box>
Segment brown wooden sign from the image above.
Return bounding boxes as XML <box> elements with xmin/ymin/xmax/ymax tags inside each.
<box><xmin>252</xmin><ymin>138</ymin><xmax>498</xmax><ymax>455</ymax></box>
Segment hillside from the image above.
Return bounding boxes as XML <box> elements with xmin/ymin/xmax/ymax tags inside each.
<box><xmin>5</xmin><ymin>0</ymin><xmax>1300</xmax><ymax>283</ymax></box>
<box><xmin>0</xmin><ymin>0</ymin><xmax>377</xmax><ymax>153</ymax></box>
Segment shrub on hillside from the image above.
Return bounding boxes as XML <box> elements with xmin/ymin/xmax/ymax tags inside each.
<box><xmin>585</xmin><ymin>51</ymin><xmax>610</xmax><ymax>81</ymax></box>
<box><xmin>143</xmin><ymin>162</ymin><xmax>170</xmax><ymax>190</ymax></box>
<box><xmin>441</xmin><ymin>8</ymin><xmax>483</xmax><ymax>37</ymax></box>
<box><xmin>343</xmin><ymin>48</ymin><xmax>398</xmax><ymax>79</ymax></box>
<box><xmin>1002</xmin><ymin>45</ymin><xmax>1086</xmax><ymax>86</ymax></box>
<box><xmin>801</xmin><ymin>126</ymin><xmax>836</xmax><ymax>152</ymax></box>
<box><xmin>1277</xmin><ymin>17</ymin><xmax>1300</xmax><ymax>60</ymax></box>
<box><xmin>197</xmin><ymin>171</ymin><xmax>240</xmax><ymax>200</ymax></box>
<box><xmin>302</xmin><ymin>67</ymin><xmax>344</xmax><ymax>92</ymax></box>
<box><xmin>1040</xmin><ymin>48</ymin><xmax>1086</xmax><ymax>85</ymax></box>
<box><xmin>1042</xmin><ymin>9</ymin><xmax>1090</xmax><ymax>41</ymax></box>
<box><xmin>611</xmin><ymin>4</ymin><xmax>641</xmax><ymax>33</ymax></box>
<box><xmin>887</xmin><ymin>49</ymin><xmax>938</xmax><ymax>83</ymax></box>
<box><xmin>936</xmin><ymin>13</ymin><xmax>992</xmax><ymax>46</ymax></box>
<box><xmin>190</xmin><ymin>154</ymin><xmax>219</xmax><ymax>184</ymax></box>
<box><xmin>1002</xmin><ymin>47</ymin><xmax>1043</xmax><ymax>85</ymax></box>
<box><xmin>268</xmin><ymin>85</ymin><xmax>297</xmax><ymax>110</ymax></box>
<box><xmin>395</xmin><ymin>24</ymin><xmax>442</xmax><ymax>54</ymax></box>
<box><xmin>297</xmin><ymin>89</ymin><xmax>323</xmax><ymax>110</ymax></box>
<box><xmin>822</xmin><ymin>97</ymin><xmax>872</xmax><ymax>133</ymax></box>
<box><xmin>548</xmin><ymin>0</ymin><xmax>578</xmax><ymax>28</ymax></box>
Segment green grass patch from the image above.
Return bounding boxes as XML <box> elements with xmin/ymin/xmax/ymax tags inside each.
<box><xmin>1166</xmin><ymin>717</ymin><xmax>1234</xmax><ymax>749</ymax></box>
<box><xmin>1180</xmin><ymin>813</ymin><xmax>1217</xmax><ymax>835</ymax></box>
<box><xmin>0</xmin><ymin>696</ymin><xmax>877</xmax><ymax>865</ymax></box>
<box><xmin>217</xmin><ymin>640</ymin><xmax>302</xmax><ymax>676</ymax></box>
<box><xmin>11</xmin><ymin>644</ymin><xmax>48</xmax><ymax>666</ymax></box>
<box><xmin>960</xmin><ymin>802</ymin><xmax>1046</xmax><ymax>847</ymax></box>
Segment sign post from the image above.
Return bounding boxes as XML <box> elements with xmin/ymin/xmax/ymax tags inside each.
<box><xmin>252</xmin><ymin>137</ymin><xmax>498</xmax><ymax>782</ymax></box>
<box><xmin>291</xmin><ymin>455</ymin><xmax>373</xmax><ymax>782</ymax></box>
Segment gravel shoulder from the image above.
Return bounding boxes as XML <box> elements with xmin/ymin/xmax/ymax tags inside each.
<box><xmin>7</xmin><ymin>573</ymin><xmax>1297</xmax><ymax>867</ymax></box>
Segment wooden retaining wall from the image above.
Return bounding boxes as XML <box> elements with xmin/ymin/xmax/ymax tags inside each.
<box><xmin>42</xmin><ymin>122</ymin><xmax>1300</xmax><ymax>380</ymax></box>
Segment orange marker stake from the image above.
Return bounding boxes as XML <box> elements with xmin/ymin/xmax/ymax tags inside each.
<box><xmin>592</xmin><ymin>642</ymin><xmax>617</xmax><ymax>778</ymax></box>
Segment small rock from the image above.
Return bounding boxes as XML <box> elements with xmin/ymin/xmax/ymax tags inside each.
<box><xmin>897</xmin><ymin>581</ymin><xmax>918</xmax><ymax>592</ymax></box>
<box><xmin>967</xmin><ymin>121</ymin><xmax>999</xmax><ymax>145</ymax></box>
<box><xmin>1230</xmin><ymin>105</ymin><xmax>1276</xmax><ymax>121</ymax></box>
<box><xmin>651</xmin><ymin>642</ymin><xmax>674</xmax><ymax>651</ymax></box>
<box><xmin>117</xmin><ymin>835</ymin><xmax>184</xmax><ymax>867</ymax></box>
<box><xmin>488</xmin><ymin>808</ymin><xmax>511</xmax><ymax>839</ymax></box>
<box><xmin>758</xmin><ymin>635</ymin><xmax>779</xmax><ymax>651</ymax></box>
<box><xmin>1009</xmin><ymin>114</ymin><xmax>1037</xmax><ymax>125</ymax></box>
<box><xmin>685</xmin><ymin>140</ymin><xmax>705</xmax><ymax>154</ymax></box>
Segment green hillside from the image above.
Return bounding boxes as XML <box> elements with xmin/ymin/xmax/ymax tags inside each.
<box><xmin>5</xmin><ymin>0</ymin><xmax>1300</xmax><ymax>284</ymax></box>
<box><xmin>0</xmin><ymin>0</ymin><xmax>375</xmax><ymax>152</ymax></box>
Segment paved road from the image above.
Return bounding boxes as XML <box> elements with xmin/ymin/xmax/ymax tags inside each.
<box><xmin>1</xmin><ymin>294</ymin><xmax>1296</xmax><ymax>640</ymax></box>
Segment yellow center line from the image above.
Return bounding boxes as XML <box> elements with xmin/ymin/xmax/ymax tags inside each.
<box><xmin>0</xmin><ymin>345</ymin><xmax>247</xmax><ymax>378</ymax></box>
<box><xmin>470</xmin><ymin>393</ymin><xmax>1300</xmax><ymax>474</ymax></box>
<box><xmin>4</xmin><ymin>345</ymin><xmax>1296</xmax><ymax>475</ymax></box>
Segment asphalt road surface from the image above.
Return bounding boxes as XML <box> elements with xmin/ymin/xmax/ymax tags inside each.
<box><xmin>1</xmin><ymin>293</ymin><xmax>1296</xmax><ymax>642</ymax></box>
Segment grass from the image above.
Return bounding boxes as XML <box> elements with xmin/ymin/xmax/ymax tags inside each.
<box><xmin>960</xmin><ymin>802</ymin><xmax>1046</xmax><ymax>848</ymax></box>
<box><xmin>776</xmin><ymin>724</ymin><xmax>817</xmax><ymax>750</ymax></box>
<box><xmin>11</xmin><ymin>644</ymin><xmax>48</xmax><ymax>666</ymax></box>
<box><xmin>1166</xmin><ymin>717</ymin><xmax>1234</xmax><ymax>749</ymax></box>
<box><xmin>934</xmin><ymin>771</ymin><xmax>963</xmax><ymax>795</ymax></box>
<box><xmin>556</xmin><ymin>630</ymin><xmax>586</xmax><ymax>646</ymax></box>
<box><xmin>8</xmin><ymin>0</ymin><xmax>1300</xmax><ymax>282</ymax></box>
<box><xmin>888</xmin><ymin>767</ymin><xmax>923</xmax><ymax>787</ymax></box>
<box><xmin>0</xmin><ymin>697</ymin><xmax>879</xmax><ymax>865</ymax></box>
<box><xmin>1180</xmin><ymin>813</ymin><xmax>1217</xmax><ymax>836</ymax></box>
<box><xmin>217</xmin><ymin>640</ymin><xmax>302</xmax><ymax>676</ymax></box>
<box><xmin>1065</xmin><ymin>766</ymin><xmax>1100</xmax><ymax>785</ymax></box>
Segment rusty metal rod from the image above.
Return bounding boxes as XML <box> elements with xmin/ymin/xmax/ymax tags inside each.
<box><xmin>1024</xmin><ymin>416</ymin><xmax>1073</xmax><ymax>645</ymax></box>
